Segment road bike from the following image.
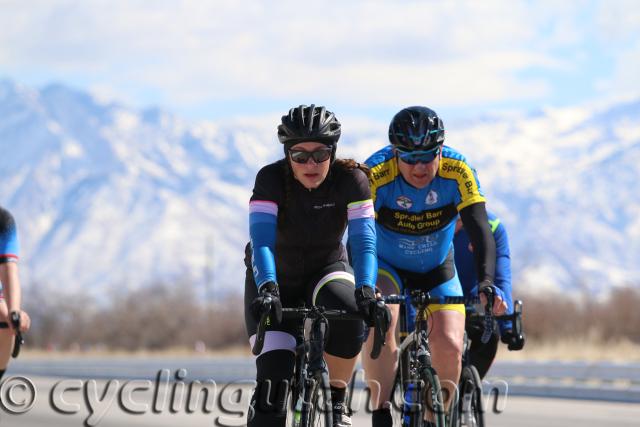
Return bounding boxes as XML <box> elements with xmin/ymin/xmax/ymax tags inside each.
<box><xmin>384</xmin><ymin>290</ymin><xmax>469</xmax><ymax>427</ymax></box>
<box><xmin>450</xmin><ymin>288</ymin><xmax>525</xmax><ymax>427</ymax></box>
<box><xmin>252</xmin><ymin>299</ymin><xmax>387</xmax><ymax>426</ymax></box>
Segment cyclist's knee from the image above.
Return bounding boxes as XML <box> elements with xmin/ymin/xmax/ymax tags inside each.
<box><xmin>430</xmin><ymin>327</ymin><xmax>464</xmax><ymax>362</ymax></box>
<box><xmin>255</xmin><ymin>348</ymin><xmax>295</xmax><ymax>381</ymax></box>
<box><xmin>326</xmin><ymin>319</ymin><xmax>364</xmax><ymax>358</ymax></box>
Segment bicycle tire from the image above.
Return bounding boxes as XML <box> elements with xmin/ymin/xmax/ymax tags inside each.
<box><xmin>390</xmin><ymin>331</ymin><xmax>415</xmax><ymax>426</ymax></box>
<box><xmin>420</xmin><ymin>366</ymin><xmax>446</xmax><ymax>427</ymax></box>
<box><xmin>390</xmin><ymin>348</ymin><xmax>410</xmax><ymax>426</ymax></box>
<box><xmin>454</xmin><ymin>365</ymin><xmax>484</xmax><ymax>427</ymax></box>
<box><xmin>300</xmin><ymin>370</ymin><xmax>332</xmax><ymax>427</ymax></box>
<box><xmin>286</xmin><ymin>377</ymin><xmax>303</xmax><ymax>427</ymax></box>
<box><xmin>391</xmin><ymin>333</ymin><xmax>446</xmax><ymax>427</ymax></box>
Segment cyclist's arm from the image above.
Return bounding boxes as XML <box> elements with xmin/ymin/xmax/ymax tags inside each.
<box><xmin>492</xmin><ymin>218</ymin><xmax>514</xmax><ymax>331</ymax></box>
<box><xmin>347</xmin><ymin>168</ymin><xmax>377</xmax><ymax>289</ymax></box>
<box><xmin>248</xmin><ymin>165</ymin><xmax>282</xmax><ymax>289</ymax></box>
<box><xmin>459</xmin><ymin>202</ymin><xmax>496</xmax><ymax>285</ymax></box>
<box><xmin>0</xmin><ymin>263</ymin><xmax>21</xmax><ymax>317</ymax></box>
<box><xmin>0</xmin><ymin>208</ymin><xmax>26</xmax><ymax>331</ymax></box>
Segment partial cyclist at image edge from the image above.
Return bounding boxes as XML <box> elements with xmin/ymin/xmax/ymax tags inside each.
<box><xmin>361</xmin><ymin>106</ymin><xmax>499</xmax><ymax>427</ymax></box>
<box><xmin>454</xmin><ymin>211</ymin><xmax>516</xmax><ymax>379</ymax></box>
<box><xmin>0</xmin><ymin>206</ymin><xmax>31</xmax><ymax>378</ymax></box>
<box><xmin>244</xmin><ymin>104</ymin><xmax>387</xmax><ymax>427</ymax></box>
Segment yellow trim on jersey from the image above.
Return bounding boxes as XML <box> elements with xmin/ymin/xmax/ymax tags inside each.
<box><xmin>438</xmin><ymin>157</ymin><xmax>485</xmax><ymax>211</ymax></box>
<box><xmin>369</xmin><ymin>158</ymin><xmax>398</xmax><ymax>204</ymax></box>
<box><xmin>425</xmin><ymin>303</ymin><xmax>466</xmax><ymax>316</ymax></box>
<box><xmin>347</xmin><ymin>199</ymin><xmax>372</xmax><ymax>208</ymax></box>
<box><xmin>377</xmin><ymin>267</ymin><xmax>465</xmax><ymax>316</ymax></box>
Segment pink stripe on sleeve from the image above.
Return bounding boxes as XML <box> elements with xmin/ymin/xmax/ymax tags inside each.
<box><xmin>347</xmin><ymin>200</ymin><xmax>375</xmax><ymax>221</ymax></box>
<box><xmin>249</xmin><ymin>200</ymin><xmax>278</xmax><ymax>216</ymax></box>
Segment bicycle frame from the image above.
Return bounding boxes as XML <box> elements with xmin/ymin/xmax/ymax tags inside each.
<box><xmin>251</xmin><ymin>304</ymin><xmax>385</xmax><ymax>427</ymax></box>
<box><xmin>385</xmin><ymin>291</ymin><xmax>468</xmax><ymax>427</ymax></box>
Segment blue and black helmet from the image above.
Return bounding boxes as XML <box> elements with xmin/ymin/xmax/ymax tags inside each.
<box><xmin>388</xmin><ymin>106</ymin><xmax>445</xmax><ymax>151</ymax></box>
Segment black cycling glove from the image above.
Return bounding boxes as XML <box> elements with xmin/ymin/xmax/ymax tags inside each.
<box><xmin>250</xmin><ymin>281</ymin><xmax>283</xmax><ymax>325</ymax></box>
<box><xmin>355</xmin><ymin>286</ymin><xmax>390</xmax><ymax>329</ymax></box>
<box><xmin>478</xmin><ymin>280</ymin><xmax>494</xmax><ymax>293</ymax></box>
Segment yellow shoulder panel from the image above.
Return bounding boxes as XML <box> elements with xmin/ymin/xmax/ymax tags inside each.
<box><xmin>369</xmin><ymin>158</ymin><xmax>398</xmax><ymax>204</ymax></box>
<box><xmin>439</xmin><ymin>157</ymin><xmax>486</xmax><ymax>210</ymax></box>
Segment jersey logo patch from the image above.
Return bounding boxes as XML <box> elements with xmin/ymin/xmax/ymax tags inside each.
<box><xmin>396</xmin><ymin>196</ymin><xmax>413</xmax><ymax>209</ymax></box>
<box><xmin>313</xmin><ymin>202</ymin><xmax>336</xmax><ymax>210</ymax></box>
<box><xmin>378</xmin><ymin>204</ymin><xmax>458</xmax><ymax>236</ymax></box>
<box><xmin>425</xmin><ymin>190</ymin><xmax>438</xmax><ymax>205</ymax></box>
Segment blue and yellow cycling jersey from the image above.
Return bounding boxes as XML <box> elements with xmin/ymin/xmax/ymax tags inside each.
<box><xmin>0</xmin><ymin>206</ymin><xmax>19</xmax><ymax>264</ymax></box>
<box><xmin>365</xmin><ymin>145</ymin><xmax>485</xmax><ymax>274</ymax></box>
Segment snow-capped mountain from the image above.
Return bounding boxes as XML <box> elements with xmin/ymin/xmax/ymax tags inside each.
<box><xmin>1</xmin><ymin>79</ymin><xmax>638</xmax><ymax>298</ymax></box>
<box><xmin>447</xmin><ymin>102</ymin><xmax>640</xmax><ymax>294</ymax></box>
<box><xmin>0</xmin><ymin>79</ymin><xmax>277</xmax><ymax>297</ymax></box>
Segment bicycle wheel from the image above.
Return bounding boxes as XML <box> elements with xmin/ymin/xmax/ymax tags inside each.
<box><xmin>390</xmin><ymin>355</ymin><xmax>410</xmax><ymax>426</ymax></box>
<box><xmin>420</xmin><ymin>366</ymin><xmax>446</xmax><ymax>427</ymax></box>
<box><xmin>455</xmin><ymin>365</ymin><xmax>484</xmax><ymax>427</ymax></box>
<box><xmin>300</xmin><ymin>370</ymin><xmax>332</xmax><ymax>427</ymax></box>
<box><xmin>392</xmin><ymin>333</ymin><xmax>445</xmax><ymax>427</ymax></box>
<box><xmin>287</xmin><ymin>378</ymin><xmax>303</xmax><ymax>427</ymax></box>
<box><xmin>391</xmin><ymin>333</ymin><xmax>415</xmax><ymax>426</ymax></box>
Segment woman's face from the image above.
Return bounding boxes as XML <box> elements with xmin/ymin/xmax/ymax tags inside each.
<box><xmin>288</xmin><ymin>142</ymin><xmax>333</xmax><ymax>189</ymax></box>
<box><xmin>396</xmin><ymin>148</ymin><xmax>441</xmax><ymax>189</ymax></box>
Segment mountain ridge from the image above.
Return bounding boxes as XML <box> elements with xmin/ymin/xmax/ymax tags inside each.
<box><xmin>1</xmin><ymin>79</ymin><xmax>639</xmax><ymax>299</ymax></box>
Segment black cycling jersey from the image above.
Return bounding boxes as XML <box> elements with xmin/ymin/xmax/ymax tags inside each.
<box><xmin>245</xmin><ymin>159</ymin><xmax>372</xmax><ymax>287</ymax></box>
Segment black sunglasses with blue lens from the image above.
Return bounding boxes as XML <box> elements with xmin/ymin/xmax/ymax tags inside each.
<box><xmin>288</xmin><ymin>147</ymin><xmax>333</xmax><ymax>164</ymax></box>
<box><xmin>396</xmin><ymin>146</ymin><xmax>441</xmax><ymax>165</ymax></box>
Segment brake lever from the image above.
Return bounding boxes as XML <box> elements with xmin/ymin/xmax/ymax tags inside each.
<box><xmin>480</xmin><ymin>286</ymin><xmax>495</xmax><ymax>344</ymax></box>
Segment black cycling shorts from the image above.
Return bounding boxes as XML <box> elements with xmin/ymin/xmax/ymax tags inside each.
<box><xmin>244</xmin><ymin>260</ymin><xmax>365</xmax><ymax>359</ymax></box>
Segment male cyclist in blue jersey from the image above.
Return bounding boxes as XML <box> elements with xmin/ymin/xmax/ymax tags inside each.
<box><xmin>361</xmin><ymin>106</ymin><xmax>504</xmax><ymax>427</ymax></box>
<box><xmin>0</xmin><ymin>206</ymin><xmax>31</xmax><ymax>379</ymax></box>
<box><xmin>454</xmin><ymin>212</ymin><xmax>522</xmax><ymax>378</ymax></box>
<box><xmin>244</xmin><ymin>105</ymin><xmax>389</xmax><ymax>427</ymax></box>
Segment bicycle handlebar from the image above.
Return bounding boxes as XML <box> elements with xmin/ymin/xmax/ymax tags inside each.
<box><xmin>467</xmin><ymin>298</ymin><xmax>526</xmax><ymax>351</ymax></box>
<box><xmin>479</xmin><ymin>286</ymin><xmax>495</xmax><ymax>344</ymax></box>
<box><xmin>251</xmin><ymin>296</ymin><xmax>273</xmax><ymax>356</ymax></box>
<box><xmin>382</xmin><ymin>293</ymin><xmax>474</xmax><ymax>306</ymax></box>
<box><xmin>0</xmin><ymin>317</ymin><xmax>24</xmax><ymax>358</ymax></box>
<box><xmin>251</xmin><ymin>305</ymin><xmax>387</xmax><ymax>359</ymax></box>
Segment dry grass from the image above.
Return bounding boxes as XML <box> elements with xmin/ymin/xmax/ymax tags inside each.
<box><xmin>20</xmin><ymin>280</ymin><xmax>640</xmax><ymax>363</ymax></box>
<box><xmin>19</xmin><ymin>344</ymin><xmax>252</xmax><ymax>360</ymax></box>
<box><xmin>497</xmin><ymin>337</ymin><xmax>640</xmax><ymax>362</ymax></box>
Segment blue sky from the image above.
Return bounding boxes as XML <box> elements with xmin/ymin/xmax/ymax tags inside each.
<box><xmin>1</xmin><ymin>0</ymin><xmax>639</xmax><ymax>122</ymax></box>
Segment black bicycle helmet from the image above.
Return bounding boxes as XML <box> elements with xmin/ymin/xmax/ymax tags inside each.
<box><xmin>278</xmin><ymin>104</ymin><xmax>341</xmax><ymax>146</ymax></box>
<box><xmin>388</xmin><ymin>106</ymin><xmax>445</xmax><ymax>151</ymax></box>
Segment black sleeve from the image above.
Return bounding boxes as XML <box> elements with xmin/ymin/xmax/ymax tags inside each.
<box><xmin>345</xmin><ymin>167</ymin><xmax>372</xmax><ymax>203</ymax></box>
<box><xmin>459</xmin><ymin>202</ymin><xmax>496</xmax><ymax>283</ymax></box>
<box><xmin>250</xmin><ymin>161</ymin><xmax>285</xmax><ymax>204</ymax></box>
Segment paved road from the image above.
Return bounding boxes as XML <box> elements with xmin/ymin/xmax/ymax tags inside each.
<box><xmin>1</xmin><ymin>376</ymin><xmax>639</xmax><ymax>426</ymax></box>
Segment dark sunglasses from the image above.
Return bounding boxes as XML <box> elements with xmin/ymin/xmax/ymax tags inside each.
<box><xmin>289</xmin><ymin>147</ymin><xmax>332</xmax><ymax>164</ymax></box>
<box><xmin>396</xmin><ymin>146</ymin><xmax>441</xmax><ymax>165</ymax></box>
